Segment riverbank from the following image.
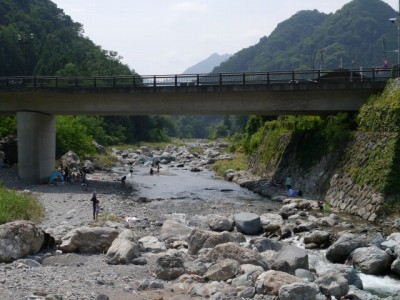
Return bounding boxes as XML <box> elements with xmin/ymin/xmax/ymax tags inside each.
<box><xmin>0</xmin><ymin>141</ymin><xmax>400</xmax><ymax>300</ymax></box>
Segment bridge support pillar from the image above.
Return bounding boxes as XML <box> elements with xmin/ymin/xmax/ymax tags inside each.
<box><xmin>17</xmin><ymin>111</ymin><xmax>55</xmax><ymax>183</ymax></box>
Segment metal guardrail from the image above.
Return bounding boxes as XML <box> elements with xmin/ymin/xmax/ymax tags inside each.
<box><xmin>0</xmin><ymin>68</ymin><xmax>393</xmax><ymax>89</ymax></box>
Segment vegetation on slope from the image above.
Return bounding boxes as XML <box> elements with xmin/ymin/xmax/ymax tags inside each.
<box><xmin>0</xmin><ymin>185</ymin><xmax>44</xmax><ymax>224</ymax></box>
<box><xmin>215</xmin><ymin>0</ymin><xmax>397</xmax><ymax>72</ymax></box>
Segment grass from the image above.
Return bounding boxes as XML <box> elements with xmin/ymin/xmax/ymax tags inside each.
<box><xmin>212</xmin><ymin>153</ymin><xmax>248</xmax><ymax>177</ymax></box>
<box><xmin>89</xmin><ymin>212</ymin><xmax>124</xmax><ymax>227</ymax></box>
<box><xmin>0</xmin><ymin>184</ymin><xmax>44</xmax><ymax>224</ymax></box>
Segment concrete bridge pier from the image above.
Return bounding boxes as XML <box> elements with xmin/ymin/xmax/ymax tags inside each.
<box><xmin>17</xmin><ymin>111</ymin><xmax>56</xmax><ymax>183</ymax></box>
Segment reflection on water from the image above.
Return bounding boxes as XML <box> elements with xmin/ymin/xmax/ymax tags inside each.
<box><xmin>118</xmin><ymin>164</ymin><xmax>279</xmax><ymax>205</ymax></box>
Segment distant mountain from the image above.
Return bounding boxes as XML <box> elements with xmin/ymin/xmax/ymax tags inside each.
<box><xmin>214</xmin><ymin>0</ymin><xmax>397</xmax><ymax>72</ymax></box>
<box><xmin>183</xmin><ymin>53</ymin><xmax>231</xmax><ymax>74</ymax></box>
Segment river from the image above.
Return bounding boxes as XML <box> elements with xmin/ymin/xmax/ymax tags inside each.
<box><xmin>114</xmin><ymin>161</ymin><xmax>400</xmax><ymax>298</ymax></box>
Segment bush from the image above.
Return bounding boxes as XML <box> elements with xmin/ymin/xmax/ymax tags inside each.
<box><xmin>0</xmin><ymin>185</ymin><xmax>44</xmax><ymax>224</ymax></box>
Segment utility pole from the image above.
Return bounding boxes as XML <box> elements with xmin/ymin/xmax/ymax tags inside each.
<box><xmin>389</xmin><ymin>0</ymin><xmax>400</xmax><ymax>76</ymax></box>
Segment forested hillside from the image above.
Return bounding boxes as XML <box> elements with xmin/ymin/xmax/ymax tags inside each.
<box><xmin>0</xmin><ymin>0</ymin><xmax>230</xmax><ymax>153</ymax></box>
<box><xmin>215</xmin><ymin>0</ymin><xmax>398</xmax><ymax>72</ymax></box>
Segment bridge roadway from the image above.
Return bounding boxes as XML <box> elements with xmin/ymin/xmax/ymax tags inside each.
<box><xmin>0</xmin><ymin>69</ymin><xmax>389</xmax><ymax>115</ymax></box>
<box><xmin>0</xmin><ymin>69</ymin><xmax>391</xmax><ymax>183</ymax></box>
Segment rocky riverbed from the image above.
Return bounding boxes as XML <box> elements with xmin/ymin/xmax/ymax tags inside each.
<box><xmin>0</xmin><ymin>141</ymin><xmax>400</xmax><ymax>300</ymax></box>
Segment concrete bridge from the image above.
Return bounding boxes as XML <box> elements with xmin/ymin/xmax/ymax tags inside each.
<box><xmin>0</xmin><ymin>68</ymin><xmax>391</xmax><ymax>183</ymax></box>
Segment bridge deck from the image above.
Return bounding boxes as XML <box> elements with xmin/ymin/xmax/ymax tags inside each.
<box><xmin>0</xmin><ymin>69</ymin><xmax>390</xmax><ymax>115</ymax></box>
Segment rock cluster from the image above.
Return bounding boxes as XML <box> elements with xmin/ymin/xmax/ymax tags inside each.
<box><xmin>0</xmin><ymin>141</ymin><xmax>400</xmax><ymax>299</ymax></box>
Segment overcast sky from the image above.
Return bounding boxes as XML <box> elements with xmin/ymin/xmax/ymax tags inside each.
<box><xmin>51</xmin><ymin>0</ymin><xmax>398</xmax><ymax>75</ymax></box>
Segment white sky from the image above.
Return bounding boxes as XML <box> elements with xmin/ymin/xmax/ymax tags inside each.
<box><xmin>51</xmin><ymin>0</ymin><xmax>399</xmax><ymax>75</ymax></box>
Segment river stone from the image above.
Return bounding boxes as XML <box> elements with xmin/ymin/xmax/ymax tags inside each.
<box><xmin>326</xmin><ymin>233</ymin><xmax>364</xmax><ymax>263</ymax></box>
<box><xmin>204</xmin><ymin>258</ymin><xmax>241</xmax><ymax>281</ymax></box>
<box><xmin>250</xmin><ymin>237</ymin><xmax>284</xmax><ymax>252</ymax></box>
<box><xmin>207</xmin><ymin>242</ymin><xmax>268</xmax><ymax>269</ymax></box>
<box><xmin>106</xmin><ymin>229</ymin><xmax>140</xmax><ymax>264</ymax></box>
<box><xmin>278</xmin><ymin>282</ymin><xmax>319</xmax><ymax>300</ymax></box>
<box><xmin>160</xmin><ymin>219</ymin><xmax>192</xmax><ymax>241</ymax></box>
<box><xmin>303</xmin><ymin>230</ymin><xmax>331</xmax><ymax>246</ymax></box>
<box><xmin>155</xmin><ymin>253</ymin><xmax>185</xmax><ymax>280</ymax></box>
<box><xmin>295</xmin><ymin>268</ymin><xmax>315</xmax><ymax>282</ymax></box>
<box><xmin>314</xmin><ymin>272</ymin><xmax>349</xmax><ymax>299</ymax></box>
<box><xmin>255</xmin><ymin>270</ymin><xmax>302</xmax><ymax>295</ymax></box>
<box><xmin>0</xmin><ymin>221</ymin><xmax>45</xmax><ymax>263</ymax></box>
<box><xmin>207</xmin><ymin>215</ymin><xmax>234</xmax><ymax>232</ymax></box>
<box><xmin>271</xmin><ymin>245</ymin><xmax>309</xmax><ymax>275</ymax></box>
<box><xmin>234</xmin><ymin>212</ymin><xmax>262</xmax><ymax>235</ymax></box>
<box><xmin>187</xmin><ymin>229</ymin><xmax>245</xmax><ymax>255</ymax></box>
<box><xmin>352</xmin><ymin>246</ymin><xmax>392</xmax><ymax>275</ymax></box>
<box><xmin>59</xmin><ymin>226</ymin><xmax>119</xmax><ymax>253</ymax></box>
<box><xmin>391</xmin><ymin>258</ymin><xmax>400</xmax><ymax>275</ymax></box>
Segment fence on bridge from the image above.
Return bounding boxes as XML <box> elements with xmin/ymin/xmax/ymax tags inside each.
<box><xmin>0</xmin><ymin>68</ymin><xmax>393</xmax><ymax>90</ymax></box>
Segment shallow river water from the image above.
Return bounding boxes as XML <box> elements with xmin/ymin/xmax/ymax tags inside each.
<box><xmin>113</xmin><ymin>163</ymin><xmax>400</xmax><ymax>298</ymax></box>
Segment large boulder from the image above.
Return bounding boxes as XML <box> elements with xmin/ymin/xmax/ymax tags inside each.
<box><xmin>207</xmin><ymin>215</ymin><xmax>234</xmax><ymax>232</ymax></box>
<box><xmin>255</xmin><ymin>270</ymin><xmax>302</xmax><ymax>295</ymax></box>
<box><xmin>155</xmin><ymin>253</ymin><xmax>185</xmax><ymax>280</ymax></box>
<box><xmin>204</xmin><ymin>258</ymin><xmax>241</xmax><ymax>281</ymax></box>
<box><xmin>0</xmin><ymin>221</ymin><xmax>45</xmax><ymax>263</ymax></box>
<box><xmin>352</xmin><ymin>246</ymin><xmax>392</xmax><ymax>275</ymax></box>
<box><xmin>314</xmin><ymin>272</ymin><xmax>349</xmax><ymax>299</ymax></box>
<box><xmin>187</xmin><ymin>229</ymin><xmax>245</xmax><ymax>255</ymax></box>
<box><xmin>234</xmin><ymin>212</ymin><xmax>262</xmax><ymax>235</ymax></box>
<box><xmin>106</xmin><ymin>229</ymin><xmax>140</xmax><ymax>264</ymax></box>
<box><xmin>160</xmin><ymin>220</ymin><xmax>192</xmax><ymax>241</ymax></box>
<box><xmin>60</xmin><ymin>151</ymin><xmax>81</xmax><ymax>170</ymax></box>
<box><xmin>326</xmin><ymin>233</ymin><xmax>364</xmax><ymax>263</ymax></box>
<box><xmin>250</xmin><ymin>237</ymin><xmax>285</xmax><ymax>252</ymax></box>
<box><xmin>59</xmin><ymin>226</ymin><xmax>119</xmax><ymax>253</ymax></box>
<box><xmin>279</xmin><ymin>282</ymin><xmax>319</xmax><ymax>300</ymax></box>
<box><xmin>260</xmin><ymin>213</ymin><xmax>284</xmax><ymax>234</ymax></box>
<box><xmin>207</xmin><ymin>242</ymin><xmax>268</xmax><ymax>269</ymax></box>
<box><xmin>316</xmin><ymin>265</ymin><xmax>363</xmax><ymax>290</ymax></box>
<box><xmin>271</xmin><ymin>245</ymin><xmax>309</xmax><ymax>275</ymax></box>
<box><xmin>303</xmin><ymin>230</ymin><xmax>331</xmax><ymax>247</ymax></box>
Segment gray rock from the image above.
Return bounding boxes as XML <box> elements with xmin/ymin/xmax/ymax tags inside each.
<box><xmin>207</xmin><ymin>215</ymin><xmax>234</xmax><ymax>232</ymax></box>
<box><xmin>295</xmin><ymin>268</ymin><xmax>315</xmax><ymax>282</ymax></box>
<box><xmin>326</xmin><ymin>233</ymin><xmax>364</xmax><ymax>263</ymax></box>
<box><xmin>155</xmin><ymin>253</ymin><xmax>185</xmax><ymax>280</ymax></box>
<box><xmin>314</xmin><ymin>272</ymin><xmax>349</xmax><ymax>299</ymax></box>
<box><xmin>139</xmin><ymin>236</ymin><xmax>166</xmax><ymax>253</ymax></box>
<box><xmin>234</xmin><ymin>212</ymin><xmax>262</xmax><ymax>235</ymax></box>
<box><xmin>352</xmin><ymin>246</ymin><xmax>392</xmax><ymax>275</ymax></box>
<box><xmin>279</xmin><ymin>282</ymin><xmax>319</xmax><ymax>300</ymax></box>
<box><xmin>59</xmin><ymin>226</ymin><xmax>119</xmax><ymax>253</ymax></box>
<box><xmin>391</xmin><ymin>258</ymin><xmax>400</xmax><ymax>276</ymax></box>
<box><xmin>255</xmin><ymin>270</ymin><xmax>302</xmax><ymax>295</ymax></box>
<box><xmin>0</xmin><ymin>221</ymin><xmax>45</xmax><ymax>263</ymax></box>
<box><xmin>207</xmin><ymin>242</ymin><xmax>268</xmax><ymax>269</ymax></box>
<box><xmin>204</xmin><ymin>258</ymin><xmax>240</xmax><ymax>281</ymax></box>
<box><xmin>271</xmin><ymin>245</ymin><xmax>309</xmax><ymax>275</ymax></box>
<box><xmin>106</xmin><ymin>229</ymin><xmax>140</xmax><ymax>264</ymax></box>
<box><xmin>304</xmin><ymin>230</ymin><xmax>331</xmax><ymax>246</ymax></box>
<box><xmin>187</xmin><ymin>229</ymin><xmax>245</xmax><ymax>255</ymax></box>
<box><xmin>250</xmin><ymin>237</ymin><xmax>284</xmax><ymax>252</ymax></box>
<box><xmin>160</xmin><ymin>219</ymin><xmax>192</xmax><ymax>241</ymax></box>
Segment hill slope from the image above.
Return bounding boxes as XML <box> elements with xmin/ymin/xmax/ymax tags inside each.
<box><xmin>183</xmin><ymin>53</ymin><xmax>231</xmax><ymax>74</ymax></box>
<box><xmin>214</xmin><ymin>0</ymin><xmax>397</xmax><ymax>72</ymax></box>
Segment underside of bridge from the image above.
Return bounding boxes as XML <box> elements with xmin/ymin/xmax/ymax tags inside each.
<box><xmin>17</xmin><ymin>111</ymin><xmax>55</xmax><ymax>183</ymax></box>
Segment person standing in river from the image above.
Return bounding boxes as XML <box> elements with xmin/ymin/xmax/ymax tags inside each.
<box><xmin>90</xmin><ymin>192</ymin><xmax>98</xmax><ymax>220</ymax></box>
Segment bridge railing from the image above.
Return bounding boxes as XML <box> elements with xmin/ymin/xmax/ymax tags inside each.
<box><xmin>0</xmin><ymin>68</ymin><xmax>392</xmax><ymax>89</ymax></box>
